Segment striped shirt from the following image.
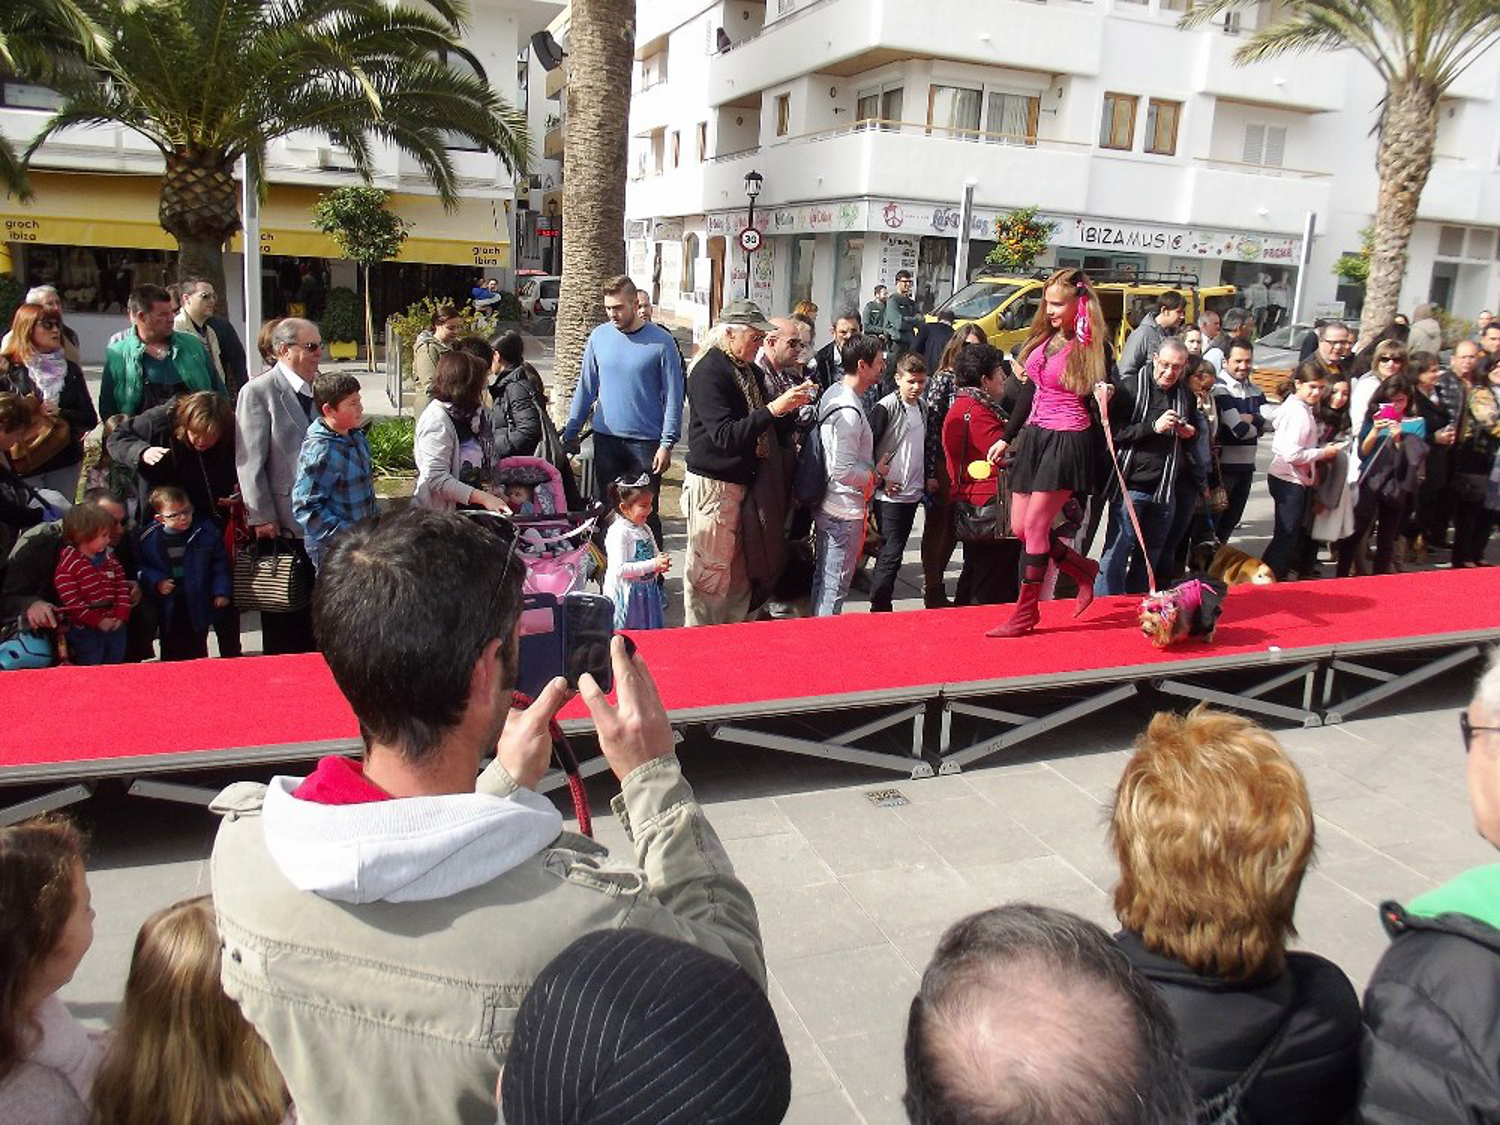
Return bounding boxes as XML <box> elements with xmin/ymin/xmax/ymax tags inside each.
<box><xmin>53</xmin><ymin>546</ymin><xmax>131</xmax><ymax>629</ymax></box>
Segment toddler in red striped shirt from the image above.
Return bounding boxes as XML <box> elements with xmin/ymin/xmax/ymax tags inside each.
<box><xmin>52</xmin><ymin>503</ymin><xmax>132</xmax><ymax>665</ymax></box>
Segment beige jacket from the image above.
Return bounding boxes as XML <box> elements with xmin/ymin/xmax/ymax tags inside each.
<box><xmin>211</xmin><ymin>755</ymin><xmax>763</xmax><ymax>1125</ymax></box>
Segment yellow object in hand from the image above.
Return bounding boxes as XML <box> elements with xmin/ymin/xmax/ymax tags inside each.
<box><xmin>967</xmin><ymin>460</ymin><xmax>993</xmax><ymax>481</ymax></box>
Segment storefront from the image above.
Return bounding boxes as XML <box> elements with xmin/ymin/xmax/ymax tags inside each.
<box><xmin>3</xmin><ymin>171</ymin><xmax>514</xmax><ymax>361</ymax></box>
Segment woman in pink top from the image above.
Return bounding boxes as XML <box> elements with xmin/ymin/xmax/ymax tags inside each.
<box><xmin>985</xmin><ymin>269</ymin><xmax>1112</xmax><ymax>637</ymax></box>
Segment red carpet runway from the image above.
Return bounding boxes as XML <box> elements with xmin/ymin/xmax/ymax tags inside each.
<box><xmin>2</xmin><ymin>570</ymin><xmax>1497</xmax><ymax>804</ymax></box>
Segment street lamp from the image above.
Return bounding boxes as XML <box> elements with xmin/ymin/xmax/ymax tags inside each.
<box><xmin>743</xmin><ymin>170</ymin><xmax>762</xmax><ymax>298</ymax></box>
<box><xmin>545</xmin><ymin>198</ymin><xmax>560</xmax><ymax>275</ymax></box>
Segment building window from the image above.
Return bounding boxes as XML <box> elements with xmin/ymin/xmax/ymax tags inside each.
<box><xmin>856</xmin><ymin>86</ymin><xmax>903</xmax><ymax>131</ymax></box>
<box><xmin>928</xmin><ymin>85</ymin><xmax>982</xmax><ymax>140</ymax></box>
<box><xmin>775</xmin><ymin>93</ymin><xmax>790</xmax><ymax>136</ymax></box>
<box><xmin>985</xmin><ymin>92</ymin><xmax>1040</xmax><ymax>146</ymax></box>
<box><xmin>1144</xmin><ymin>99</ymin><xmax>1181</xmax><ymax>155</ymax></box>
<box><xmin>682</xmin><ymin>233</ymin><xmax>699</xmax><ymax>295</ymax></box>
<box><xmin>1099</xmin><ymin>93</ymin><xmax>1138</xmax><ymax>150</ymax></box>
<box><xmin>671</xmin><ymin>130</ymin><xmax>680</xmax><ymax>168</ymax></box>
<box><xmin>696</xmin><ymin>121</ymin><xmax>707</xmax><ymax>162</ymax></box>
<box><xmin>0</xmin><ymin>76</ymin><xmax>63</xmax><ymax>111</ymax></box>
<box><xmin>1242</xmin><ymin>123</ymin><xmax>1287</xmax><ymax>168</ymax></box>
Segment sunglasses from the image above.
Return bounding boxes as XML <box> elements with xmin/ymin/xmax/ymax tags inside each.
<box><xmin>38</xmin><ymin>318</ymin><xmax>61</xmax><ymax>330</ymax></box>
<box><xmin>1461</xmin><ymin>712</ymin><xmax>1500</xmax><ymax>752</ymax></box>
<box><xmin>1377</xmin><ymin>355</ymin><xmax>1402</xmax><ymax>365</ymax></box>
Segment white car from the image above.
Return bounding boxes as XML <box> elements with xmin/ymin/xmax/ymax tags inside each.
<box><xmin>1253</xmin><ymin>323</ymin><xmax>1317</xmax><ymax>372</ymax></box>
<box><xmin>519</xmin><ymin>275</ymin><xmax>560</xmax><ymax>324</ymax></box>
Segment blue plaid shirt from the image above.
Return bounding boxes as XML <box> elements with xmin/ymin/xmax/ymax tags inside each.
<box><xmin>292</xmin><ymin>419</ymin><xmax>377</xmax><ymax>568</ymax></box>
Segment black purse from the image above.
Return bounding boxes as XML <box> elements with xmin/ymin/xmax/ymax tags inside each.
<box><xmin>953</xmin><ymin>405</ymin><xmax>1012</xmax><ymax>543</ymax></box>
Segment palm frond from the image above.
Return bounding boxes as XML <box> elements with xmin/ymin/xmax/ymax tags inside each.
<box><xmin>0</xmin><ymin>136</ymin><xmax>33</xmax><ymax>199</ymax></box>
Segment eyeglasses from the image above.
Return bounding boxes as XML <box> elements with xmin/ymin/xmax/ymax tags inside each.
<box><xmin>38</xmin><ymin>318</ymin><xmax>61</xmax><ymax>330</ymax></box>
<box><xmin>1325</xmin><ymin>339</ymin><xmax>1352</xmax><ymax>350</ymax></box>
<box><xmin>291</xmin><ymin>341</ymin><xmax>323</xmax><ymax>353</ymax></box>
<box><xmin>1461</xmin><ymin>712</ymin><xmax>1500</xmax><ymax>752</ymax></box>
<box><xmin>1377</xmin><ymin>355</ymin><xmax>1402</xmax><ymax>365</ymax></box>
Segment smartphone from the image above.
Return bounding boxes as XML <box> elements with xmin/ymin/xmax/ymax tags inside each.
<box><xmin>563</xmin><ymin>593</ymin><xmax>615</xmax><ymax>692</ymax></box>
<box><xmin>1376</xmin><ymin>403</ymin><xmax>1403</xmax><ymax>422</ymax></box>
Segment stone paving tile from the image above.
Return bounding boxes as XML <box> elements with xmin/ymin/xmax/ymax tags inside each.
<box><xmin>755</xmin><ymin>883</ymin><xmax>889</xmax><ymax>962</ymax></box>
<box><xmin>838</xmin><ymin>861</ymin><xmax>989</xmax><ymax>943</ymax></box>
<box><xmin>722</xmin><ymin>830</ymin><xmax>837</xmax><ymax>891</ymax></box>
<box><xmin>891</xmin><ymin>795</ymin><xmax>1050</xmax><ymax>869</ymax></box>
<box><xmin>775</xmin><ymin>791</ymin><xmax>948</xmax><ymax>878</ymax></box>
<box><xmin>1313</xmin><ymin>792</ymin><xmax>1459</xmax><ymax>850</ymax></box>
<box><xmin>767</xmin><ymin>976</ymin><xmax>842</xmax><ymax>1099</ymax></box>
<box><xmin>1383</xmin><ymin>830</ymin><xmax>1499</xmax><ymax>884</ymax></box>
<box><xmin>963</xmin><ymin>765</ymin><xmax>1109</xmax><ymax>837</ymax></box>
<box><xmin>1317</xmin><ymin>851</ymin><xmax>1436</xmax><ymax>908</ymax></box>
<box><xmin>818</xmin><ymin>1026</ymin><xmax>910</xmax><ymax>1125</ymax></box>
<box><xmin>782</xmin><ymin>1088</ymin><xmax>867</xmax><ymax>1125</ymax></box>
<box><xmin>773</xmin><ymin>944</ymin><xmax>920</xmax><ymax>1047</ymax></box>
<box><xmin>1292</xmin><ymin>871</ymin><xmax>1398</xmax><ymax>989</ymax></box>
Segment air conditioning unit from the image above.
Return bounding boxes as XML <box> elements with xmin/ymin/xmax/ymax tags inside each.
<box><xmin>317</xmin><ymin>146</ymin><xmax>356</xmax><ymax>171</ymax></box>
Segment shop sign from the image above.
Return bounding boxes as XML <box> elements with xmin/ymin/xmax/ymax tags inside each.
<box><xmin>927</xmin><ymin>206</ymin><xmax>964</xmax><ymax>233</ymax></box>
<box><xmin>806</xmin><ymin>204</ymin><xmax>835</xmax><ymax>232</ymax></box>
<box><xmin>836</xmin><ymin>201</ymin><xmax>866</xmax><ymax>230</ymax></box>
<box><xmin>1043</xmin><ymin>213</ymin><xmax>1301</xmax><ymax>263</ymax></box>
<box><xmin>469</xmin><ymin>243</ymin><xmax>508</xmax><ymax>267</ymax></box>
<box><xmin>772</xmin><ymin>208</ymin><xmax>799</xmax><ymax>232</ymax></box>
<box><xmin>651</xmin><ymin>218</ymin><xmax>684</xmax><ymax>241</ymax></box>
<box><xmin>4</xmin><ymin>218</ymin><xmax>41</xmax><ymax>242</ymax></box>
<box><xmin>879</xmin><ymin>202</ymin><xmax>906</xmax><ymax>230</ymax></box>
<box><xmin>877</xmin><ymin>233</ymin><xmax>917</xmax><ymax>283</ymax></box>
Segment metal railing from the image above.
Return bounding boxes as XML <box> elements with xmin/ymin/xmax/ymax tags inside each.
<box><xmin>704</xmin><ymin>120</ymin><xmax>1091</xmax><ymax>166</ymax></box>
<box><xmin>1193</xmin><ymin>156</ymin><xmax>1333</xmax><ymax>179</ymax></box>
<box><xmin>385</xmin><ymin>318</ymin><xmax>406</xmax><ymax>417</ymax></box>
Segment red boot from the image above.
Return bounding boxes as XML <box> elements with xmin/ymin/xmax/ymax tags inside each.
<box><xmin>1051</xmin><ymin>539</ymin><xmax>1099</xmax><ymax>618</ymax></box>
<box><xmin>986</xmin><ymin>554</ymin><xmax>1049</xmax><ymax>638</ymax></box>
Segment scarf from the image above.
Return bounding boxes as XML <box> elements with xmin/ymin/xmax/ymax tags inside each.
<box><xmin>26</xmin><ymin>351</ymin><xmax>69</xmax><ymax>403</ymax></box>
<box><xmin>728</xmin><ymin>352</ymin><xmax>770</xmax><ymax>460</ymax></box>
<box><xmin>955</xmin><ymin>385</ymin><xmax>1007</xmax><ymax>425</ymax></box>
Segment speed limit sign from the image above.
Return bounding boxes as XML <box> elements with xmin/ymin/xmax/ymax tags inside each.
<box><xmin>739</xmin><ymin>227</ymin><xmax>762</xmax><ymax>253</ymax></box>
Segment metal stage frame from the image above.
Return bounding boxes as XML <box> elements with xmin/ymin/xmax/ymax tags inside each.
<box><xmin>3</xmin><ymin>623</ymin><xmax>1496</xmax><ymax>824</ymax></box>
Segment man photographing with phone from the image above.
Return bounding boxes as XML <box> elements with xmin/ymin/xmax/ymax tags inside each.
<box><xmin>210</xmin><ymin>508</ymin><xmax>765</xmax><ymax>1125</ymax></box>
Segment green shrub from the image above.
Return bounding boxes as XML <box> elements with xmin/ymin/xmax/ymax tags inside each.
<box><xmin>493</xmin><ymin>291</ymin><xmax>522</xmax><ymax>323</ymax></box>
<box><xmin>387</xmin><ymin>298</ymin><xmax>498</xmax><ymax>369</ymax></box>
<box><xmin>366</xmin><ymin>416</ymin><xmax>416</xmax><ymax>477</ymax></box>
<box><xmin>0</xmin><ymin>274</ymin><xmax>23</xmax><ymax>331</ymax></box>
<box><xmin>324</xmin><ymin>286</ymin><xmax>362</xmax><ymax>343</ymax></box>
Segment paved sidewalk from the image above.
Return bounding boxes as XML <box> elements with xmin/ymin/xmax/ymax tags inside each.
<box><xmin>57</xmin><ymin>677</ymin><xmax>1487</xmax><ymax>1124</ymax></box>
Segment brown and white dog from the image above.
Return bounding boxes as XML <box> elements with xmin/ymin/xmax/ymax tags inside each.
<box><xmin>1189</xmin><ymin>542</ymin><xmax>1276</xmax><ymax>587</ymax></box>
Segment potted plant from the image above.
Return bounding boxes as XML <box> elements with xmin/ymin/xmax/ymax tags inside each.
<box><xmin>322</xmin><ymin>286</ymin><xmax>362</xmax><ymax>360</ymax></box>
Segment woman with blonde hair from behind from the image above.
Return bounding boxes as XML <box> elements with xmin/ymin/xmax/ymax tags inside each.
<box><xmin>1109</xmin><ymin>707</ymin><xmax>1360</xmax><ymax>1124</ymax></box>
<box><xmin>89</xmin><ymin>897</ymin><xmax>291</xmax><ymax>1125</ymax></box>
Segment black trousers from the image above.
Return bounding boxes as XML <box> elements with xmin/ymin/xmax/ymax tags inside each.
<box><xmin>869</xmin><ymin>500</ymin><xmax>919</xmax><ymax>612</ymax></box>
<box><xmin>1218</xmin><ymin>464</ymin><xmax>1256</xmax><ymax>543</ymax></box>
<box><xmin>1453</xmin><ymin>498</ymin><xmax>1495</xmax><ymax>567</ymax></box>
<box><xmin>593</xmin><ymin>434</ymin><xmax>664</xmax><ymax>545</ymax></box>
<box><xmin>160</xmin><ymin>602</ymin><xmax>210</xmax><ymax>662</ymax></box>
<box><xmin>259</xmin><ymin>538</ymin><xmax>318</xmax><ymax>655</ymax></box>
<box><xmin>955</xmin><ymin>538</ymin><xmax>1021</xmax><ymax>607</ymax></box>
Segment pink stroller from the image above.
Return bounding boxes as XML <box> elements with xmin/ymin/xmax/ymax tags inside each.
<box><xmin>492</xmin><ymin>456</ymin><xmax>603</xmax><ymax>597</ymax></box>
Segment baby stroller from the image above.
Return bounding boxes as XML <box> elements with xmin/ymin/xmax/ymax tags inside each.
<box><xmin>491</xmin><ymin>455</ymin><xmax>604</xmax><ymax>598</ymax></box>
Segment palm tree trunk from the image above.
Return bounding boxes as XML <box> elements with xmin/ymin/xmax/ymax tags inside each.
<box><xmin>1360</xmin><ymin>79</ymin><xmax>1439</xmax><ymax>346</ymax></box>
<box><xmin>159</xmin><ymin>147</ymin><xmax>240</xmax><ymax>302</ymax></box>
<box><xmin>551</xmin><ymin>0</ymin><xmax>635</xmax><ymax>425</ymax></box>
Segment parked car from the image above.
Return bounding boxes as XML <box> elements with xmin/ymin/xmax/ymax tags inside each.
<box><xmin>519</xmin><ymin>275</ymin><xmax>560</xmax><ymax>325</ymax></box>
<box><xmin>1253</xmin><ymin>322</ymin><xmax>1317</xmax><ymax>372</ymax></box>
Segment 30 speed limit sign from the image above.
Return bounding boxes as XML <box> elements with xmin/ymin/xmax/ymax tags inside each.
<box><xmin>739</xmin><ymin>227</ymin><xmax>762</xmax><ymax>253</ymax></box>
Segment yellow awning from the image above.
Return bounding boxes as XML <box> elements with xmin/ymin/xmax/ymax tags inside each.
<box><xmin>3</xmin><ymin>172</ymin><xmax>509</xmax><ymax>267</ymax></box>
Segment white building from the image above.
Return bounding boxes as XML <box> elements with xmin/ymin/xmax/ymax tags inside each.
<box><xmin>625</xmin><ymin>0</ymin><xmax>1500</xmax><ymax>345</ymax></box>
<box><xmin>0</xmin><ymin>0</ymin><xmax>562</xmax><ymax>362</ymax></box>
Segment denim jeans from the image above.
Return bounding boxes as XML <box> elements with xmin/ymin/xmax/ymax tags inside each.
<box><xmin>1265</xmin><ymin>475</ymin><xmax>1309</xmax><ymax>579</ymax></box>
<box><xmin>1217</xmin><ymin>464</ymin><xmax>1255</xmax><ymax>542</ymax></box>
<box><xmin>68</xmin><ymin>625</ymin><xmax>127</xmax><ymax>665</ymax></box>
<box><xmin>1100</xmin><ymin>490</ymin><xmax>1176</xmax><ymax>596</ymax></box>
<box><xmin>593</xmin><ymin>434</ymin><xmax>664</xmax><ymax>546</ymax></box>
<box><xmin>811</xmin><ymin>512</ymin><xmax>866</xmax><ymax>617</ymax></box>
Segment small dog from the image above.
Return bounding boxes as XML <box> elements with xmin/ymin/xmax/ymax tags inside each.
<box><xmin>1138</xmin><ymin>577</ymin><xmax>1228</xmax><ymax>648</ymax></box>
<box><xmin>1191</xmin><ymin>542</ymin><xmax>1276</xmax><ymax>586</ymax></box>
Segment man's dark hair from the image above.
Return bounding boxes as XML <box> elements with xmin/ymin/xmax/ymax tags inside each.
<box><xmin>128</xmin><ymin>284</ymin><xmax>171</xmax><ymax>318</ymax></box>
<box><xmin>896</xmin><ymin>270</ymin><xmax>913</xmax><ymax>283</ymax></box>
<box><xmin>834</xmin><ymin>310</ymin><xmax>861</xmax><ymax>331</ymax></box>
<box><xmin>1156</xmin><ymin>291</ymin><xmax>1185</xmax><ymax>314</ymax></box>
<box><xmin>1222</xmin><ymin>308</ymin><xmax>1250</xmax><ymax>334</ymax></box>
<box><xmin>455</xmin><ymin>335</ymin><xmax>495</xmax><ymax>369</ymax></box>
<box><xmin>314</xmin><ymin>509</ymin><xmax>524</xmax><ymax>763</ymax></box>
<box><xmin>313</xmin><ymin>373</ymin><xmax>361</xmax><ymax>413</ymax></box>
<box><xmin>952</xmin><ymin>342</ymin><xmax>1004</xmax><ymax>389</ymax></box>
<box><xmin>904</xmin><ymin>904</ymin><xmax>1191</xmax><ymax>1125</ymax></box>
<box><xmin>492</xmin><ymin>330</ymin><xmax>526</xmax><ymax>368</ymax></box>
<box><xmin>841</xmin><ymin>333</ymin><xmax>883</xmax><ymax>372</ymax></box>
<box><xmin>602</xmin><ymin>275</ymin><xmax>637</xmax><ymax>299</ymax></box>
<box><xmin>936</xmin><ymin>309</ymin><xmax>956</xmax><ymax>324</ymax></box>
<box><xmin>1227</xmin><ymin>338</ymin><xmax>1255</xmax><ymax>360</ymax></box>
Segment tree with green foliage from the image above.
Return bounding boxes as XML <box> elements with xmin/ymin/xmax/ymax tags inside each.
<box><xmin>1180</xmin><ymin>0</ymin><xmax>1499</xmax><ymax>342</ymax></box>
<box><xmin>11</xmin><ymin>0</ymin><xmax>528</xmax><ymax>300</ymax></box>
<box><xmin>312</xmin><ymin>187</ymin><xmax>411</xmax><ymax>370</ymax></box>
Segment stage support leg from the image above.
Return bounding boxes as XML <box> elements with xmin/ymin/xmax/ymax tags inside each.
<box><xmin>1</xmin><ymin>783</ymin><xmax>93</xmax><ymax>827</ymax></box>
<box><xmin>939</xmin><ymin>684</ymin><xmax>1138</xmax><ymax>773</ymax></box>
<box><xmin>127</xmin><ymin>779</ymin><xmax>223</xmax><ymax>806</ymax></box>
<box><xmin>1154</xmin><ymin>661</ymin><xmax>1322</xmax><ymax>728</ymax></box>
<box><xmin>536</xmin><ymin>754</ymin><xmax>616</xmax><ymax>795</ymax></box>
<box><xmin>1323</xmin><ymin>646</ymin><xmax>1482</xmax><ymax>725</ymax></box>
<box><xmin>713</xmin><ymin>703</ymin><xmax>935</xmax><ymax>779</ymax></box>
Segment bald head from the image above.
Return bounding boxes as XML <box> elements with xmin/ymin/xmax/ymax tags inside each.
<box><xmin>762</xmin><ymin>317</ymin><xmax>807</xmax><ymax>370</ymax></box>
<box><xmin>905</xmin><ymin>905</ymin><xmax>1191</xmax><ymax>1125</ymax></box>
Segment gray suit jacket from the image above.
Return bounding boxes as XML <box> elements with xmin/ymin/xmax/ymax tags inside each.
<box><xmin>236</xmin><ymin>367</ymin><xmax>312</xmax><ymax>536</ymax></box>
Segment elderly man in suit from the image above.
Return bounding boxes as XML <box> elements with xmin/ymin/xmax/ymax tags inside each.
<box><xmin>236</xmin><ymin>316</ymin><xmax>322</xmax><ymax>653</ymax></box>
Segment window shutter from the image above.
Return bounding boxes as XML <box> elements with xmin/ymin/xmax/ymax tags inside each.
<box><xmin>1242</xmin><ymin>123</ymin><xmax>1265</xmax><ymax>164</ymax></box>
<box><xmin>1264</xmin><ymin>126</ymin><xmax>1286</xmax><ymax>168</ymax></box>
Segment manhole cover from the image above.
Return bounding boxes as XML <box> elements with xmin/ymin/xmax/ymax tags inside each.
<box><xmin>865</xmin><ymin>788</ymin><xmax>910</xmax><ymax>808</ymax></box>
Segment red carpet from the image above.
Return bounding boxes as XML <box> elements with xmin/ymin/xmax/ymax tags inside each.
<box><xmin>2</xmin><ymin>570</ymin><xmax>1497</xmax><ymax>774</ymax></box>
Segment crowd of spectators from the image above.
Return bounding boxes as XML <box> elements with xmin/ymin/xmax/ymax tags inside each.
<box><xmin>5</xmin><ymin>506</ymin><xmax>1497</xmax><ymax>1121</ymax></box>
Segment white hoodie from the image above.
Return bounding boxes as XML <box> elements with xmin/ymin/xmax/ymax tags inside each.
<box><xmin>260</xmin><ymin>775</ymin><xmax>564</xmax><ymax>905</ymax></box>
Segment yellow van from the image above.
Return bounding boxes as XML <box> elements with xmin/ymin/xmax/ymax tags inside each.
<box><xmin>930</xmin><ymin>270</ymin><xmax>1238</xmax><ymax>356</ymax></box>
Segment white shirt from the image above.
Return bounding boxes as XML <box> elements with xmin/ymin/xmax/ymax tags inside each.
<box><xmin>278</xmin><ymin>361</ymin><xmax>313</xmax><ymax>396</ymax></box>
<box><xmin>1268</xmin><ymin>395</ymin><xmax>1323</xmax><ymax>486</ymax></box>
<box><xmin>879</xmin><ymin>401</ymin><xmax>925</xmax><ymax>503</ymax></box>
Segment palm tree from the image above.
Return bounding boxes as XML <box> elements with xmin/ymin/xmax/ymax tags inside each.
<box><xmin>0</xmin><ymin>0</ymin><xmax>109</xmax><ymax>197</ymax></box>
<box><xmin>1180</xmin><ymin>0</ymin><xmax>1500</xmax><ymax>342</ymax></box>
<box><xmin>16</xmin><ymin>0</ymin><xmax>528</xmax><ymax>297</ymax></box>
<box><xmin>551</xmin><ymin>0</ymin><xmax>635</xmax><ymax>424</ymax></box>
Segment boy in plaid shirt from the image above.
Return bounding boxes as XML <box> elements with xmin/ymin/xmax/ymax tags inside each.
<box><xmin>293</xmin><ymin>373</ymin><xmax>376</xmax><ymax>569</ymax></box>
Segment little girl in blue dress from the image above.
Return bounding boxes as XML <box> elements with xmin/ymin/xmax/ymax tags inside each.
<box><xmin>603</xmin><ymin>475</ymin><xmax>670</xmax><ymax>629</ymax></box>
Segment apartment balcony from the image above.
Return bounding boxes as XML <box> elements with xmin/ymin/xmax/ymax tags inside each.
<box><xmin>709</xmin><ymin>0</ymin><xmax>1104</xmax><ymax>107</ymax></box>
<box><xmin>543</xmin><ymin>124</ymin><xmax>564</xmax><ymax>159</ymax></box>
<box><xmin>1418</xmin><ymin>155</ymin><xmax>1500</xmax><ymax>224</ymax></box>
<box><xmin>697</xmin><ymin>123</ymin><xmax>1094</xmax><ymax>216</ymax></box>
<box><xmin>626</xmin><ymin>163</ymin><xmax>712</xmax><ymax>223</ymax></box>
<box><xmin>1196</xmin><ymin>31</ymin><xmax>1347</xmax><ymax>113</ymax></box>
<box><xmin>544</xmin><ymin>61</ymin><xmax>567</xmax><ymax>100</ymax></box>
<box><xmin>1184</xmin><ymin>159</ymin><xmax>1334</xmax><ymax>232</ymax></box>
<box><xmin>629</xmin><ymin>77</ymin><xmax>675</xmax><ymax>138</ymax></box>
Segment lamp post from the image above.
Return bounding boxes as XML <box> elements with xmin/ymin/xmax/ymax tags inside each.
<box><xmin>545</xmin><ymin>198</ymin><xmax>560</xmax><ymax>275</ymax></box>
<box><xmin>742</xmin><ymin>169</ymin><xmax>762</xmax><ymax>299</ymax></box>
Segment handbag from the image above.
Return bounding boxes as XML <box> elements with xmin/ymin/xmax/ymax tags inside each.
<box><xmin>232</xmin><ymin>536</ymin><xmax>314</xmax><ymax>614</ymax></box>
<box><xmin>8</xmin><ymin>402</ymin><xmax>71</xmax><ymax>476</ymax></box>
<box><xmin>952</xmin><ymin>406</ymin><xmax>1012</xmax><ymax>543</ymax></box>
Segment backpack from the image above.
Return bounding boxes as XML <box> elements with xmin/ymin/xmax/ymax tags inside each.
<box><xmin>792</xmin><ymin>401</ymin><xmax>862</xmax><ymax>508</ymax></box>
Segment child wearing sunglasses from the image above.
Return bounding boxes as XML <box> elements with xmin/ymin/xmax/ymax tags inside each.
<box><xmin>603</xmin><ymin>474</ymin><xmax>670</xmax><ymax>629</ymax></box>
